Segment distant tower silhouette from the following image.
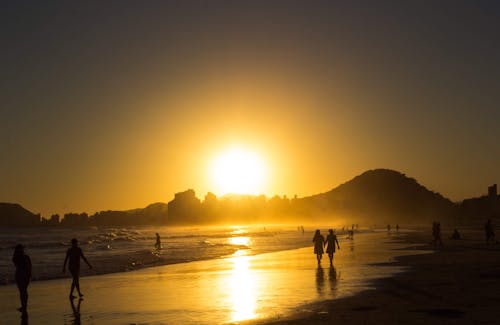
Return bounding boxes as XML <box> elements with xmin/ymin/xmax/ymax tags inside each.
<box><xmin>488</xmin><ymin>184</ymin><xmax>497</xmax><ymax>200</ymax></box>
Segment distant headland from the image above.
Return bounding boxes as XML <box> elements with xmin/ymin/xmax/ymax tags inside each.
<box><xmin>1</xmin><ymin>169</ymin><xmax>499</xmax><ymax>227</ymax></box>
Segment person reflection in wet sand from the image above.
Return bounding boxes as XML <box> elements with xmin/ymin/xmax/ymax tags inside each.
<box><xmin>312</xmin><ymin>230</ymin><xmax>325</xmax><ymax>265</ymax></box>
<box><xmin>315</xmin><ymin>266</ymin><xmax>325</xmax><ymax>295</ymax></box>
<box><xmin>328</xmin><ymin>265</ymin><xmax>338</xmax><ymax>292</ymax></box>
<box><xmin>325</xmin><ymin>229</ymin><xmax>340</xmax><ymax>266</ymax></box>
<box><xmin>70</xmin><ymin>297</ymin><xmax>82</xmax><ymax>325</ymax></box>
<box><xmin>63</xmin><ymin>238</ymin><xmax>92</xmax><ymax>299</ymax></box>
<box><xmin>12</xmin><ymin>244</ymin><xmax>31</xmax><ymax>313</ymax></box>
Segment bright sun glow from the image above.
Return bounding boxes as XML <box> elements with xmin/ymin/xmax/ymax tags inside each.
<box><xmin>211</xmin><ymin>147</ymin><xmax>267</xmax><ymax>195</ymax></box>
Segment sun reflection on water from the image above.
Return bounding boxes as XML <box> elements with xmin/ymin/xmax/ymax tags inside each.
<box><xmin>229</xmin><ymin>255</ymin><xmax>257</xmax><ymax>322</ymax></box>
<box><xmin>229</xmin><ymin>236</ymin><xmax>250</xmax><ymax>246</ymax></box>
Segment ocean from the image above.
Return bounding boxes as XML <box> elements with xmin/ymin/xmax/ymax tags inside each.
<box><xmin>1</xmin><ymin>225</ymin><xmax>323</xmax><ymax>284</ymax></box>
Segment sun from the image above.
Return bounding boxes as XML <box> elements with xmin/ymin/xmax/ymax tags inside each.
<box><xmin>211</xmin><ymin>147</ymin><xmax>268</xmax><ymax>195</ymax></box>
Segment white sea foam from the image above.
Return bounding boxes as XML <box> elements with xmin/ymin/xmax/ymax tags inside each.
<box><xmin>1</xmin><ymin>224</ymin><xmax>349</xmax><ymax>284</ymax></box>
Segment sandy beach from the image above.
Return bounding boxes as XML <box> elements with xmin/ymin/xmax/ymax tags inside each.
<box><xmin>2</xmin><ymin>228</ymin><xmax>499</xmax><ymax>324</ymax></box>
<box><xmin>260</xmin><ymin>228</ymin><xmax>500</xmax><ymax>325</ymax></box>
<box><xmin>1</xmin><ymin>230</ymin><xmax>424</xmax><ymax>324</ymax></box>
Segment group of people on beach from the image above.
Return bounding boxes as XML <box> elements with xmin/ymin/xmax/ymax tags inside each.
<box><xmin>386</xmin><ymin>224</ymin><xmax>400</xmax><ymax>233</ymax></box>
<box><xmin>312</xmin><ymin>229</ymin><xmax>340</xmax><ymax>266</ymax></box>
<box><xmin>12</xmin><ymin>238</ymin><xmax>92</xmax><ymax>314</ymax></box>
<box><xmin>432</xmin><ymin>218</ymin><xmax>497</xmax><ymax>246</ymax></box>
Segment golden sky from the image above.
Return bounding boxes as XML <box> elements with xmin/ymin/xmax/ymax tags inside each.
<box><xmin>1</xmin><ymin>1</ymin><xmax>499</xmax><ymax>216</ymax></box>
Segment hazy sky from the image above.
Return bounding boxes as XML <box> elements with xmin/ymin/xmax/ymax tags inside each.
<box><xmin>1</xmin><ymin>1</ymin><xmax>499</xmax><ymax>216</ymax></box>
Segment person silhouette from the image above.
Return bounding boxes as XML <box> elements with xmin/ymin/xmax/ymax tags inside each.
<box><xmin>432</xmin><ymin>222</ymin><xmax>444</xmax><ymax>248</ymax></box>
<box><xmin>450</xmin><ymin>228</ymin><xmax>462</xmax><ymax>240</ymax></box>
<box><xmin>155</xmin><ymin>233</ymin><xmax>162</xmax><ymax>250</ymax></box>
<box><xmin>312</xmin><ymin>230</ymin><xmax>325</xmax><ymax>265</ymax></box>
<box><xmin>485</xmin><ymin>219</ymin><xmax>496</xmax><ymax>244</ymax></box>
<box><xmin>12</xmin><ymin>244</ymin><xmax>31</xmax><ymax>313</ymax></box>
<box><xmin>63</xmin><ymin>238</ymin><xmax>92</xmax><ymax>299</ymax></box>
<box><xmin>325</xmin><ymin>229</ymin><xmax>340</xmax><ymax>266</ymax></box>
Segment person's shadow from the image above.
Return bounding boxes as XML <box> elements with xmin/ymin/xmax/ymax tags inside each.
<box><xmin>69</xmin><ymin>298</ymin><xmax>83</xmax><ymax>325</ymax></box>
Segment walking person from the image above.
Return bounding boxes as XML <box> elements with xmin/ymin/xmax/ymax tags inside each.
<box><xmin>325</xmin><ymin>229</ymin><xmax>340</xmax><ymax>266</ymax></box>
<box><xmin>312</xmin><ymin>230</ymin><xmax>325</xmax><ymax>265</ymax></box>
<box><xmin>12</xmin><ymin>244</ymin><xmax>31</xmax><ymax>313</ymax></box>
<box><xmin>63</xmin><ymin>238</ymin><xmax>92</xmax><ymax>299</ymax></box>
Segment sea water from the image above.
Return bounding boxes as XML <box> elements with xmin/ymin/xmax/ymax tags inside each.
<box><xmin>1</xmin><ymin>225</ymin><xmax>325</xmax><ymax>284</ymax></box>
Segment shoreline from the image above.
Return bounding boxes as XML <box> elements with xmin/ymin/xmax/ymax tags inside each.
<box><xmin>0</xmin><ymin>227</ymin><xmax>374</xmax><ymax>286</ymax></box>
<box><xmin>0</xmin><ymin>231</ymin><xmax>418</xmax><ymax>324</ymax></box>
<box><xmin>4</xmin><ymin>228</ymin><xmax>497</xmax><ymax>324</ymax></box>
<box><xmin>257</xmin><ymin>229</ymin><xmax>500</xmax><ymax>324</ymax></box>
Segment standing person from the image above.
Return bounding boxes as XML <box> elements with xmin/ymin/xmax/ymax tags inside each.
<box><xmin>312</xmin><ymin>230</ymin><xmax>325</xmax><ymax>265</ymax></box>
<box><xmin>12</xmin><ymin>244</ymin><xmax>31</xmax><ymax>313</ymax></box>
<box><xmin>387</xmin><ymin>224</ymin><xmax>391</xmax><ymax>233</ymax></box>
<box><xmin>155</xmin><ymin>233</ymin><xmax>162</xmax><ymax>250</ymax></box>
<box><xmin>325</xmin><ymin>229</ymin><xmax>340</xmax><ymax>266</ymax></box>
<box><xmin>432</xmin><ymin>222</ymin><xmax>444</xmax><ymax>248</ymax></box>
<box><xmin>485</xmin><ymin>219</ymin><xmax>496</xmax><ymax>244</ymax></box>
<box><xmin>63</xmin><ymin>238</ymin><xmax>92</xmax><ymax>299</ymax></box>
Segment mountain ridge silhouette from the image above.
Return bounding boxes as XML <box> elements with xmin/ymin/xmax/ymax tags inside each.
<box><xmin>0</xmin><ymin>169</ymin><xmax>460</xmax><ymax>226</ymax></box>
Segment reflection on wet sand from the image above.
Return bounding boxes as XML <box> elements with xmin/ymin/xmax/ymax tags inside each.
<box><xmin>69</xmin><ymin>298</ymin><xmax>82</xmax><ymax>325</ymax></box>
<box><xmin>0</xmin><ymin>232</ymin><xmax>427</xmax><ymax>324</ymax></box>
<box><xmin>316</xmin><ymin>266</ymin><xmax>340</xmax><ymax>296</ymax></box>
<box><xmin>329</xmin><ymin>266</ymin><xmax>338</xmax><ymax>292</ymax></box>
<box><xmin>316</xmin><ymin>267</ymin><xmax>325</xmax><ymax>296</ymax></box>
<box><xmin>229</xmin><ymin>254</ymin><xmax>256</xmax><ymax>322</ymax></box>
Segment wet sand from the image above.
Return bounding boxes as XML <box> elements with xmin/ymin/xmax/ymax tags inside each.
<box><xmin>259</xmin><ymin>229</ymin><xmax>500</xmax><ymax>325</ymax></box>
<box><xmin>0</xmin><ymin>231</ymin><xmax>422</xmax><ymax>324</ymax></box>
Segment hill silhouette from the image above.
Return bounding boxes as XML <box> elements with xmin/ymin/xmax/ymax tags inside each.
<box><xmin>1</xmin><ymin>169</ymin><xmax>460</xmax><ymax>226</ymax></box>
<box><xmin>297</xmin><ymin>169</ymin><xmax>456</xmax><ymax>223</ymax></box>
<box><xmin>0</xmin><ymin>203</ymin><xmax>40</xmax><ymax>227</ymax></box>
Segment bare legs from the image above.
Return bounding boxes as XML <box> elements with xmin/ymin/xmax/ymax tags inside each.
<box><xmin>316</xmin><ymin>253</ymin><xmax>322</xmax><ymax>264</ymax></box>
<box><xmin>16</xmin><ymin>282</ymin><xmax>28</xmax><ymax>312</ymax></box>
<box><xmin>70</xmin><ymin>274</ymin><xmax>83</xmax><ymax>298</ymax></box>
<box><xmin>328</xmin><ymin>253</ymin><xmax>334</xmax><ymax>266</ymax></box>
